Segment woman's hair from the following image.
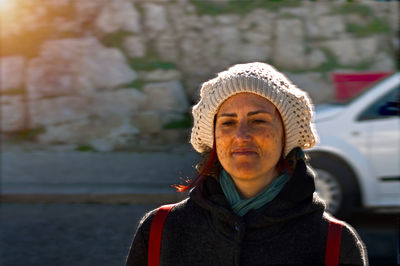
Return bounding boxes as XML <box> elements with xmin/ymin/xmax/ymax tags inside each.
<box><xmin>173</xmin><ymin>143</ymin><xmax>219</xmax><ymax>192</ymax></box>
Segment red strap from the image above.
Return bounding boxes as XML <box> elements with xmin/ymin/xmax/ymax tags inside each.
<box><xmin>148</xmin><ymin>204</ymin><xmax>176</xmax><ymax>266</ymax></box>
<box><xmin>325</xmin><ymin>219</ymin><xmax>343</xmax><ymax>266</ymax></box>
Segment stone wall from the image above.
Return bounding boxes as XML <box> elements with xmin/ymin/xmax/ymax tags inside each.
<box><xmin>1</xmin><ymin>0</ymin><xmax>398</xmax><ymax>151</ymax></box>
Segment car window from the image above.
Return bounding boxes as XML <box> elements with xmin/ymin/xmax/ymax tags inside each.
<box><xmin>358</xmin><ymin>86</ymin><xmax>400</xmax><ymax>121</ymax></box>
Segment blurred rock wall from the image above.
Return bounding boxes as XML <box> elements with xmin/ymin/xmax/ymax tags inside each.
<box><xmin>1</xmin><ymin>0</ymin><xmax>398</xmax><ymax>150</ymax></box>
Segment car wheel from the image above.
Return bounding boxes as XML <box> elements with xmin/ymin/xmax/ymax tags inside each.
<box><xmin>309</xmin><ymin>155</ymin><xmax>359</xmax><ymax>218</ymax></box>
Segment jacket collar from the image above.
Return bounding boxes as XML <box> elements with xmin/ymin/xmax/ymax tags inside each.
<box><xmin>190</xmin><ymin>159</ymin><xmax>325</xmax><ymax>228</ymax></box>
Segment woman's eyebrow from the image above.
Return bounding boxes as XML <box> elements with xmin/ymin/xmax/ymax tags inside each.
<box><xmin>218</xmin><ymin>110</ymin><xmax>271</xmax><ymax>117</ymax></box>
<box><xmin>218</xmin><ymin>110</ymin><xmax>272</xmax><ymax>117</ymax></box>
<box><xmin>247</xmin><ymin>110</ymin><xmax>271</xmax><ymax>116</ymax></box>
<box><xmin>218</xmin><ymin>113</ymin><xmax>237</xmax><ymax>117</ymax></box>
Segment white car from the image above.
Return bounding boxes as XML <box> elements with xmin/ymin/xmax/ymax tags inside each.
<box><xmin>308</xmin><ymin>72</ymin><xmax>400</xmax><ymax>217</ymax></box>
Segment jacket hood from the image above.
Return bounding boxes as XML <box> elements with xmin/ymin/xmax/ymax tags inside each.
<box><xmin>190</xmin><ymin>159</ymin><xmax>326</xmax><ymax>230</ymax></box>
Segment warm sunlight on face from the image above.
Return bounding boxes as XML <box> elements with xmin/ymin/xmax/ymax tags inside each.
<box><xmin>215</xmin><ymin>93</ymin><xmax>284</xmax><ymax>183</ymax></box>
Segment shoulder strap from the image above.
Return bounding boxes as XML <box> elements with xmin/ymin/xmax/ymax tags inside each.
<box><xmin>148</xmin><ymin>204</ymin><xmax>176</xmax><ymax>266</ymax></box>
<box><xmin>325</xmin><ymin>218</ymin><xmax>343</xmax><ymax>266</ymax></box>
<box><xmin>149</xmin><ymin>205</ymin><xmax>343</xmax><ymax>266</ymax></box>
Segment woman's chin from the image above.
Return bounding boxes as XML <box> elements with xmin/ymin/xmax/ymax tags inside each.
<box><xmin>228</xmin><ymin>165</ymin><xmax>261</xmax><ymax>180</ymax></box>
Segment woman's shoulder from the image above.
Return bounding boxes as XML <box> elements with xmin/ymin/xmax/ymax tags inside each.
<box><xmin>136</xmin><ymin>197</ymin><xmax>193</xmax><ymax>232</ymax></box>
<box><xmin>322</xmin><ymin>212</ymin><xmax>368</xmax><ymax>265</ymax></box>
<box><xmin>321</xmin><ymin>212</ymin><xmax>363</xmax><ymax>244</ymax></box>
<box><xmin>126</xmin><ymin>198</ymin><xmax>193</xmax><ymax>265</ymax></box>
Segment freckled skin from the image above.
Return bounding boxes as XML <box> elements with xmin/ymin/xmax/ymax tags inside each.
<box><xmin>215</xmin><ymin>93</ymin><xmax>284</xmax><ymax>198</ymax></box>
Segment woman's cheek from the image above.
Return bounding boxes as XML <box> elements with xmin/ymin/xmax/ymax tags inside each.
<box><xmin>215</xmin><ymin>136</ymin><xmax>228</xmax><ymax>164</ymax></box>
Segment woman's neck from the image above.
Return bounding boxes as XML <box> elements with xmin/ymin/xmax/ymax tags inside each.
<box><xmin>231</xmin><ymin>167</ymin><xmax>280</xmax><ymax>198</ymax></box>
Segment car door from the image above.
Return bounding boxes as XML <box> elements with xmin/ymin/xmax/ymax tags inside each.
<box><xmin>358</xmin><ymin>86</ymin><xmax>400</xmax><ymax>196</ymax></box>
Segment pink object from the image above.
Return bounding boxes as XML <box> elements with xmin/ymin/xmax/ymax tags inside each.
<box><xmin>332</xmin><ymin>72</ymin><xmax>392</xmax><ymax>101</ymax></box>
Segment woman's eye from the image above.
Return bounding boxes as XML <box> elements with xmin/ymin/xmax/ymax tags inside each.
<box><xmin>253</xmin><ymin>119</ymin><xmax>266</xmax><ymax>124</ymax></box>
<box><xmin>222</xmin><ymin>121</ymin><xmax>235</xmax><ymax>126</ymax></box>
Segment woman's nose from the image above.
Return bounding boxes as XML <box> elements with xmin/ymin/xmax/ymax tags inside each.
<box><xmin>235</xmin><ymin>122</ymin><xmax>251</xmax><ymax>140</ymax></box>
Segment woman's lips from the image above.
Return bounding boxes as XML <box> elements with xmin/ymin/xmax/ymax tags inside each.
<box><xmin>231</xmin><ymin>150</ymin><xmax>257</xmax><ymax>156</ymax></box>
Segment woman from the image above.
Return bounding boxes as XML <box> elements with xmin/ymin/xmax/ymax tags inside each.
<box><xmin>126</xmin><ymin>62</ymin><xmax>368</xmax><ymax>265</ymax></box>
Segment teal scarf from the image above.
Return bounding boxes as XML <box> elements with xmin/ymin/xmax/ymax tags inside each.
<box><xmin>219</xmin><ymin>169</ymin><xmax>290</xmax><ymax>216</ymax></box>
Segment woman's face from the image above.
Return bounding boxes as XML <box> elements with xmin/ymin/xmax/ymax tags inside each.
<box><xmin>215</xmin><ymin>93</ymin><xmax>284</xmax><ymax>183</ymax></box>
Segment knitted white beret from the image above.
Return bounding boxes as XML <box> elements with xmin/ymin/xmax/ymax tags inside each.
<box><xmin>190</xmin><ymin>62</ymin><xmax>318</xmax><ymax>157</ymax></box>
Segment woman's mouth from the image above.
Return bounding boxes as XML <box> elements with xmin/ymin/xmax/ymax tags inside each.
<box><xmin>231</xmin><ymin>149</ymin><xmax>257</xmax><ymax>156</ymax></box>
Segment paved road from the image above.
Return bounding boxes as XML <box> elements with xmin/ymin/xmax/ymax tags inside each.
<box><xmin>346</xmin><ymin>212</ymin><xmax>399</xmax><ymax>265</ymax></box>
<box><xmin>1</xmin><ymin>203</ymin><xmax>157</xmax><ymax>266</ymax></box>
<box><xmin>1</xmin><ymin>144</ymin><xmax>199</xmax><ymax>197</ymax></box>
<box><xmin>1</xmin><ymin>203</ymin><xmax>398</xmax><ymax>266</ymax></box>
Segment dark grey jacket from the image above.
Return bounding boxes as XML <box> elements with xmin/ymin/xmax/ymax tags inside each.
<box><xmin>126</xmin><ymin>160</ymin><xmax>368</xmax><ymax>265</ymax></box>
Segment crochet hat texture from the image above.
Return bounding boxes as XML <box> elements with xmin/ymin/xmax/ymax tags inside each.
<box><xmin>190</xmin><ymin>62</ymin><xmax>318</xmax><ymax>157</ymax></box>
